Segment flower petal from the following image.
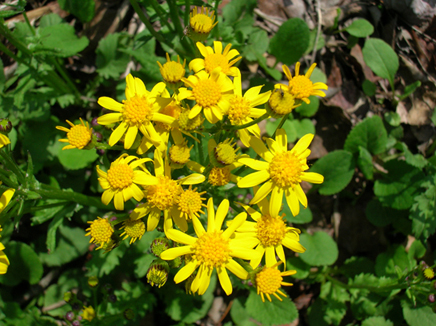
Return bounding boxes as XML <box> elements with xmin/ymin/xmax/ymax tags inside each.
<box><xmin>226</xmin><ymin>259</ymin><xmax>248</xmax><ymax>279</ymax></box>
<box><xmin>160</xmin><ymin>245</ymin><xmax>193</xmax><ymax>260</ymax></box>
<box><xmin>98</xmin><ymin>97</ymin><xmax>123</xmax><ymax>111</ymax></box>
<box><xmin>108</xmin><ymin>122</ymin><xmax>128</xmax><ymax>146</ymax></box>
<box><xmin>237</xmin><ymin>170</ymin><xmax>270</xmax><ymax>188</ymax></box>
<box><xmin>301</xmin><ymin>172</ymin><xmax>324</xmax><ymax>184</ymax></box>
<box><xmin>217</xmin><ymin>267</ymin><xmax>232</xmax><ymax>295</ymax></box>
<box><xmin>174</xmin><ymin>260</ymin><xmax>198</xmax><ymax>283</ymax></box>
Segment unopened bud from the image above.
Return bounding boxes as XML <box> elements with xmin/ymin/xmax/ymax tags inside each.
<box><xmin>0</xmin><ymin>118</ymin><xmax>12</xmax><ymax>133</ymax></box>
<box><xmin>147</xmin><ymin>259</ymin><xmax>170</xmax><ymax>288</ymax></box>
<box><xmin>151</xmin><ymin>237</ymin><xmax>171</xmax><ymax>257</ymax></box>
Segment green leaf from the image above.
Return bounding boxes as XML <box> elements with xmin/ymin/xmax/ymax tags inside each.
<box><xmin>362</xmin><ymin>316</ymin><xmax>394</xmax><ymax>326</ymax></box>
<box><xmin>310</xmin><ymin>150</ymin><xmax>355</xmax><ymax>195</ymax></box>
<box><xmin>242</xmin><ymin>29</ymin><xmax>269</xmax><ymax>62</ymax></box>
<box><xmin>357</xmin><ymin>146</ymin><xmax>374</xmax><ymax>179</ymax></box>
<box><xmin>307</xmin><ymin>298</ymin><xmax>329</xmax><ymax>326</ymax></box>
<box><xmin>344</xmin><ymin>115</ymin><xmax>388</xmax><ymax>155</ymax></box>
<box><xmin>245</xmin><ymin>291</ymin><xmax>298</xmax><ymax>326</ymax></box>
<box><xmin>319</xmin><ymin>282</ymin><xmax>350</xmax><ymax>326</ymax></box>
<box><xmin>0</xmin><ymin>241</ymin><xmax>43</xmax><ymax>286</ymax></box>
<box><xmin>37</xmin><ymin>23</ymin><xmax>89</xmax><ymax>57</ymax></box>
<box><xmin>295</xmin><ymin>96</ymin><xmax>319</xmax><ymax>117</ymax></box>
<box><xmin>344</xmin><ymin>19</ymin><xmax>374</xmax><ymax>38</ymax></box>
<box><xmin>0</xmin><ymin>58</ymin><xmax>5</xmax><ymax>92</ymax></box>
<box><xmin>86</xmin><ymin>244</ymin><xmax>127</xmax><ymax>277</ymax></box>
<box><xmin>402</xmin><ymin>301</ymin><xmax>436</xmax><ymax>326</ymax></box>
<box><xmin>266</xmin><ymin>118</ymin><xmax>296</xmax><ymax>141</ymax></box>
<box><xmin>230</xmin><ymin>298</ymin><xmax>258</xmax><ymax>326</ymax></box>
<box><xmin>57</xmin><ymin>148</ymin><xmax>98</xmax><ymax>170</ymax></box>
<box><xmin>222</xmin><ymin>0</ymin><xmax>256</xmax><ymax>24</ymax></box>
<box><xmin>300</xmin><ymin>232</ymin><xmax>339</xmax><ymax>266</ymax></box>
<box><xmin>291</xmin><ymin>118</ymin><xmax>315</xmax><ymax>138</ymax></box>
<box><xmin>134</xmin><ymin>229</ymin><xmax>162</xmax><ymax>278</ymax></box>
<box><xmin>362</xmin><ymin>79</ymin><xmax>377</xmax><ymax>96</ymax></box>
<box><xmin>284</xmin><ymin>202</ymin><xmax>313</xmax><ymax>224</ymax></box>
<box><xmin>365</xmin><ymin>199</ymin><xmax>407</xmax><ymax>227</ymax></box>
<box><xmin>39</xmin><ymin>13</ymin><xmax>63</xmax><ymax>28</ymax></box>
<box><xmin>408</xmin><ymin>240</ymin><xmax>426</xmax><ymax>260</ymax></box>
<box><xmin>269</xmin><ymin>18</ymin><xmax>310</xmax><ymax>66</ymax></box>
<box><xmin>375</xmin><ymin>245</ymin><xmax>414</xmax><ymax>277</ymax></box>
<box><xmin>395</xmin><ymin>142</ymin><xmax>428</xmax><ymax>169</ymax></box>
<box><xmin>57</xmin><ymin>0</ymin><xmax>95</xmax><ymax>23</ymax></box>
<box><xmin>339</xmin><ymin>256</ymin><xmax>375</xmax><ymax>278</ymax></box>
<box><xmin>287</xmin><ymin>256</ymin><xmax>311</xmax><ymax>279</ymax></box>
<box><xmin>399</xmin><ymin>81</ymin><xmax>421</xmax><ymax>100</ymax></box>
<box><xmin>96</xmin><ymin>33</ymin><xmax>131</xmax><ymax>79</ymax></box>
<box><xmin>362</xmin><ymin>38</ymin><xmax>399</xmax><ymax>88</ymax></box>
<box><xmin>374</xmin><ymin>160</ymin><xmax>425</xmax><ymax>210</ymax></box>
<box><xmin>385</xmin><ymin>111</ymin><xmax>401</xmax><ymax>126</ymax></box>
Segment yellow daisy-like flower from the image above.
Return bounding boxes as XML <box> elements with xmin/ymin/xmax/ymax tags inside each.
<box><xmin>120</xmin><ymin>218</ymin><xmax>146</xmax><ymax>244</ymax></box>
<box><xmin>208</xmin><ymin>138</ymin><xmax>240</xmax><ymax>167</ymax></box>
<box><xmin>157</xmin><ymin>53</ymin><xmax>186</xmax><ymax>85</ymax></box>
<box><xmin>176</xmin><ymin>185</ymin><xmax>206</xmax><ymax>223</ymax></box>
<box><xmin>97</xmin><ymin>74</ymin><xmax>173</xmax><ymax>150</ymax></box>
<box><xmin>238</xmin><ymin>129</ymin><xmax>324</xmax><ymax>217</ymax></box>
<box><xmin>178</xmin><ymin>67</ymin><xmax>234</xmax><ymax>124</ymax></box>
<box><xmin>228</xmin><ymin>70</ymin><xmax>271</xmax><ymax>147</ymax></box>
<box><xmin>190</xmin><ymin>41</ymin><xmax>242</xmax><ymax>77</ymax></box>
<box><xmin>0</xmin><ymin>133</ymin><xmax>10</xmax><ymax>149</ymax></box>
<box><xmin>187</xmin><ymin>6</ymin><xmax>218</xmax><ymax>41</ymax></box>
<box><xmin>130</xmin><ymin>150</ymin><xmax>205</xmax><ymax>232</ymax></box>
<box><xmin>255</xmin><ymin>261</ymin><xmax>296</xmax><ymax>302</ymax></box>
<box><xmin>56</xmin><ymin>118</ymin><xmax>93</xmax><ymax>150</ymax></box>
<box><xmin>235</xmin><ymin>196</ymin><xmax>305</xmax><ymax>268</ymax></box>
<box><xmin>275</xmin><ymin>62</ymin><xmax>328</xmax><ymax>104</ymax></box>
<box><xmin>424</xmin><ymin>267</ymin><xmax>435</xmax><ymax>279</ymax></box>
<box><xmin>267</xmin><ymin>88</ymin><xmax>301</xmax><ymax>117</ymax></box>
<box><xmin>160</xmin><ymin>198</ymin><xmax>261</xmax><ymax>296</ymax></box>
<box><xmin>96</xmin><ymin>154</ymin><xmax>152</xmax><ymax>210</ymax></box>
<box><xmin>82</xmin><ymin>306</ymin><xmax>96</xmax><ymax>321</ymax></box>
<box><xmin>85</xmin><ymin>217</ymin><xmax>114</xmax><ymax>250</ymax></box>
<box><xmin>0</xmin><ymin>186</ymin><xmax>15</xmax><ymax>214</ymax></box>
<box><xmin>169</xmin><ymin>138</ymin><xmax>194</xmax><ymax>169</ymax></box>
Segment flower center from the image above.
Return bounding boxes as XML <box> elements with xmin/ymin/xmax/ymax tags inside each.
<box><xmin>256</xmin><ymin>267</ymin><xmax>282</xmax><ymax>295</ymax></box>
<box><xmin>122</xmin><ymin>95</ymin><xmax>153</xmax><ymax>126</ymax></box>
<box><xmin>215</xmin><ymin>140</ymin><xmax>237</xmax><ymax>165</ymax></box>
<box><xmin>208</xmin><ymin>167</ymin><xmax>231</xmax><ymax>186</ymax></box>
<box><xmin>107</xmin><ymin>164</ymin><xmax>134</xmax><ymax>189</ymax></box>
<box><xmin>156</xmin><ymin>103</ymin><xmax>181</xmax><ymax>131</ymax></box>
<box><xmin>178</xmin><ymin>109</ymin><xmax>204</xmax><ymax>131</ymax></box>
<box><xmin>204</xmin><ymin>53</ymin><xmax>230</xmax><ymax>74</ymax></box>
<box><xmin>288</xmin><ymin>75</ymin><xmax>313</xmax><ymax>99</ymax></box>
<box><xmin>146</xmin><ymin>176</ymin><xmax>182</xmax><ymax>210</ymax></box>
<box><xmin>193</xmin><ymin>231</ymin><xmax>230</xmax><ymax>267</ymax></box>
<box><xmin>169</xmin><ymin>143</ymin><xmax>191</xmax><ymax>165</ymax></box>
<box><xmin>269</xmin><ymin>152</ymin><xmax>303</xmax><ymax>188</ymax></box>
<box><xmin>191</xmin><ymin>14</ymin><xmax>214</xmax><ymax>33</ymax></box>
<box><xmin>192</xmin><ymin>79</ymin><xmax>221</xmax><ymax>108</ymax></box>
<box><xmin>228</xmin><ymin>95</ymin><xmax>251</xmax><ymax>124</ymax></box>
<box><xmin>123</xmin><ymin>218</ymin><xmax>145</xmax><ymax>239</ymax></box>
<box><xmin>268</xmin><ymin>89</ymin><xmax>296</xmax><ymax>115</ymax></box>
<box><xmin>67</xmin><ymin>125</ymin><xmax>92</xmax><ymax>149</ymax></box>
<box><xmin>256</xmin><ymin>215</ymin><xmax>287</xmax><ymax>247</ymax></box>
<box><xmin>160</xmin><ymin>61</ymin><xmax>185</xmax><ymax>83</ymax></box>
<box><xmin>177</xmin><ymin>188</ymin><xmax>204</xmax><ymax>219</ymax></box>
<box><xmin>88</xmin><ymin>218</ymin><xmax>113</xmax><ymax>244</ymax></box>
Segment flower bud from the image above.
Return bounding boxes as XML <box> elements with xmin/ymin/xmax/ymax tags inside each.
<box><xmin>150</xmin><ymin>237</ymin><xmax>170</xmax><ymax>257</ymax></box>
<box><xmin>124</xmin><ymin>308</ymin><xmax>134</xmax><ymax>320</ymax></box>
<box><xmin>65</xmin><ymin>311</ymin><xmax>75</xmax><ymax>321</ymax></box>
<box><xmin>429</xmin><ymin>294</ymin><xmax>435</xmax><ymax>303</ymax></box>
<box><xmin>0</xmin><ymin>118</ymin><xmax>12</xmax><ymax>133</ymax></box>
<box><xmin>88</xmin><ymin>276</ymin><xmax>99</xmax><ymax>288</ymax></box>
<box><xmin>146</xmin><ymin>259</ymin><xmax>170</xmax><ymax>288</ymax></box>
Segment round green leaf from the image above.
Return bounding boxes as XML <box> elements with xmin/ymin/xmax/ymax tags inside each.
<box><xmin>0</xmin><ymin>241</ymin><xmax>43</xmax><ymax>286</ymax></box>
<box><xmin>292</xmin><ymin>118</ymin><xmax>315</xmax><ymax>138</ymax></box>
<box><xmin>58</xmin><ymin>148</ymin><xmax>98</xmax><ymax>170</ymax></box>
<box><xmin>384</xmin><ymin>112</ymin><xmax>401</xmax><ymax>127</ymax></box>
<box><xmin>344</xmin><ymin>19</ymin><xmax>374</xmax><ymax>38</ymax></box>
<box><xmin>284</xmin><ymin>202</ymin><xmax>313</xmax><ymax>224</ymax></box>
<box><xmin>310</xmin><ymin>150</ymin><xmax>355</xmax><ymax>195</ymax></box>
<box><xmin>362</xmin><ymin>38</ymin><xmax>399</xmax><ymax>88</ymax></box>
<box><xmin>295</xmin><ymin>96</ymin><xmax>319</xmax><ymax>117</ymax></box>
<box><xmin>402</xmin><ymin>301</ymin><xmax>436</xmax><ymax>326</ymax></box>
<box><xmin>287</xmin><ymin>257</ymin><xmax>310</xmax><ymax>279</ymax></box>
<box><xmin>269</xmin><ymin>18</ymin><xmax>310</xmax><ymax>66</ymax></box>
<box><xmin>362</xmin><ymin>316</ymin><xmax>394</xmax><ymax>326</ymax></box>
<box><xmin>299</xmin><ymin>232</ymin><xmax>338</xmax><ymax>266</ymax></box>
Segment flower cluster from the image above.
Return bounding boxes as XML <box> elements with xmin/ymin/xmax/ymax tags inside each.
<box><xmin>57</xmin><ymin>6</ymin><xmax>327</xmax><ymax>301</ymax></box>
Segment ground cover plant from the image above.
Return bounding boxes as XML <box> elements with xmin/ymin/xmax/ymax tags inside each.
<box><xmin>1</xmin><ymin>0</ymin><xmax>436</xmax><ymax>325</ymax></box>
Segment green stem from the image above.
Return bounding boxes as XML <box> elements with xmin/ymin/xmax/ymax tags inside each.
<box><xmin>167</xmin><ymin>0</ymin><xmax>195</xmax><ymax>57</ymax></box>
<box><xmin>129</xmin><ymin>0</ymin><xmax>167</xmax><ymax>45</ymax></box>
<box><xmin>149</xmin><ymin>0</ymin><xmax>174</xmax><ymax>33</ymax></box>
<box><xmin>325</xmin><ymin>275</ymin><xmax>414</xmax><ymax>293</ymax></box>
<box><xmin>0</xmin><ymin>150</ymin><xmax>26</xmax><ymax>184</ymax></box>
<box><xmin>184</xmin><ymin>0</ymin><xmax>191</xmax><ymax>26</ymax></box>
<box><xmin>22</xmin><ymin>12</ymin><xmax>36</xmax><ymax>36</ymax></box>
<box><xmin>227</xmin><ymin>113</ymin><xmax>270</xmax><ymax>131</ymax></box>
<box><xmin>33</xmin><ymin>188</ymin><xmax>112</xmax><ymax>210</ymax></box>
<box><xmin>272</xmin><ymin>113</ymin><xmax>290</xmax><ymax>138</ymax></box>
<box><xmin>49</xmin><ymin>57</ymin><xmax>81</xmax><ymax>101</ymax></box>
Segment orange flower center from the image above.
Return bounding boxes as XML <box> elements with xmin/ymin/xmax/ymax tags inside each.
<box><xmin>190</xmin><ymin>14</ymin><xmax>214</xmax><ymax>33</ymax></box>
<box><xmin>178</xmin><ymin>189</ymin><xmax>204</xmax><ymax>219</ymax></box>
<box><xmin>160</xmin><ymin>61</ymin><xmax>185</xmax><ymax>83</ymax></box>
<box><xmin>256</xmin><ymin>267</ymin><xmax>282</xmax><ymax>294</ymax></box>
<box><xmin>146</xmin><ymin>176</ymin><xmax>182</xmax><ymax>210</ymax></box>
<box><xmin>88</xmin><ymin>218</ymin><xmax>113</xmax><ymax>244</ymax></box>
<box><xmin>288</xmin><ymin>75</ymin><xmax>313</xmax><ymax>99</ymax></box>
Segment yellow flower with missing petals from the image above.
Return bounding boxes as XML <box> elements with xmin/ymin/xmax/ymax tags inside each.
<box><xmin>96</xmin><ymin>154</ymin><xmax>152</xmax><ymax>210</ymax></box>
<box><xmin>187</xmin><ymin>6</ymin><xmax>218</xmax><ymax>42</ymax></box>
<box><xmin>160</xmin><ymin>198</ymin><xmax>261</xmax><ymax>296</ymax></box>
<box><xmin>120</xmin><ymin>218</ymin><xmax>145</xmax><ymax>244</ymax></box>
<box><xmin>235</xmin><ymin>196</ymin><xmax>305</xmax><ymax>268</ymax></box>
<box><xmin>190</xmin><ymin>41</ymin><xmax>241</xmax><ymax>76</ymax></box>
<box><xmin>56</xmin><ymin>118</ymin><xmax>93</xmax><ymax>150</ymax></box>
<box><xmin>130</xmin><ymin>150</ymin><xmax>205</xmax><ymax>232</ymax></box>
<box><xmin>0</xmin><ymin>225</ymin><xmax>10</xmax><ymax>275</ymax></box>
<box><xmin>255</xmin><ymin>261</ymin><xmax>296</xmax><ymax>302</ymax></box>
<box><xmin>275</xmin><ymin>62</ymin><xmax>328</xmax><ymax>104</ymax></box>
<box><xmin>0</xmin><ymin>185</ymin><xmax>15</xmax><ymax>215</ymax></box>
<box><xmin>237</xmin><ymin>129</ymin><xmax>324</xmax><ymax>217</ymax></box>
<box><xmin>227</xmin><ymin>70</ymin><xmax>271</xmax><ymax>147</ymax></box>
<box><xmin>97</xmin><ymin>74</ymin><xmax>173</xmax><ymax>150</ymax></box>
<box><xmin>0</xmin><ymin>133</ymin><xmax>10</xmax><ymax>149</ymax></box>
<box><xmin>178</xmin><ymin>68</ymin><xmax>234</xmax><ymax>124</ymax></box>
<box><xmin>157</xmin><ymin>53</ymin><xmax>186</xmax><ymax>87</ymax></box>
<box><xmin>175</xmin><ymin>185</ymin><xmax>206</xmax><ymax>228</ymax></box>
<box><xmin>85</xmin><ymin>217</ymin><xmax>114</xmax><ymax>250</ymax></box>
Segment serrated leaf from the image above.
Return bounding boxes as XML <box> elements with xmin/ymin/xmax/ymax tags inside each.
<box><xmin>344</xmin><ymin>115</ymin><xmax>388</xmax><ymax>155</ymax></box>
<box><xmin>310</xmin><ymin>150</ymin><xmax>355</xmax><ymax>195</ymax></box>
<box><xmin>266</xmin><ymin>118</ymin><xmax>296</xmax><ymax>141</ymax></box>
<box><xmin>242</xmin><ymin>29</ymin><xmax>269</xmax><ymax>62</ymax></box>
<box><xmin>375</xmin><ymin>245</ymin><xmax>414</xmax><ymax>277</ymax></box>
<box><xmin>245</xmin><ymin>291</ymin><xmax>298</xmax><ymax>326</ymax></box>
<box><xmin>339</xmin><ymin>256</ymin><xmax>375</xmax><ymax>278</ymax></box>
<box><xmin>269</xmin><ymin>18</ymin><xmax>310</xmax><ymax>66</ymax></box>
<box><xmin>374</xmin><ymin>160</ymin><xmax>425</xmax><ymax>210</ymax></box>
<box><xmin>96</xmin><ymin>33</ymin><xmax>131</xmax><ymax>79</ymax></box>
<box><xmin>344</xmin><ymin>19</ymin><xmax>374</xmax><ymax>38</ymax></box>
<box><xmin>283</xmin><ymin>202</ymin><xmax>313</xmax><ymax>224</ymax></box>
<box><xmin>300</xmin><ymin>232</ymin><xmax>339</xmax><ymax>266</ymax></box>
<box><xmin>291</xmin><ymin>118</ymin><xmax>315</xmax><ymax>138</ymax></box>
<box><xmin>0</xmin><ymin>241</ymin><xmax>43</xmax><ymax>286</ymax></box>
<box><xmin>230</xmin><ymin>298</ymin><xmax>258</xmax><ymax>326</ymax></box>
<box><xmin>287</xmin><ymin>256</ymin><xmax>311</xmax><ymax>279</ymax></box>
<box><xmin>362</xmin><ymin>38</ymin><xmax>399</xmax><ymax>88</ymax></box>
<box><xmin>399</xmin><ymin>81</ymin><xmax>421</xmax><ymax>100</ymax></box>
<box><xmin>409</xmin><ymin>175</ymin><xmax>436</xmax><ymax>239</ymax></box>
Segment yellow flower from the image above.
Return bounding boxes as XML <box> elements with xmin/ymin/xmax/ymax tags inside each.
<box><xmin>0</xmin><ymin>133</ymin><xmax>10</xmax><ymax>149</ymax></box>
<box><xmin>227</xmin><ymin>70</ymin><xmax>271</xmax><ymax>146</ymax></box>
<box><xmin>0</xmin><ymin>241</ymin><xmax>9</xmax><ymax>275</ymax></box>
<box><xmin>0</xmin><ymin>187</ymin><xmax>15</xmax><ymax>214</ymax></box>
<box><xmin>176</xmin><ymin>185</ymin><xmax>206</xmax><ymax>222</ymax></box>
<box><xmin>82</xmin><ymin>306</ymin><xmax>95</xmax><ymax>321</ymax></box>
<box><xmin>267</xmin><ymin>88</ymin><xmax>301</xmax><ymax>117</ymax></box>
<box><xmin>160</xmin><ymin>198</ymin><xmax>261</xmax><ymax>295</ymax></box>
<box><xmin>120</xmin><ymin>218</ymin><xmax>145</xmax><ymax>244</ymax></box>
<box><xmin>424</xmin><ymin>267</ymin><xmax>435</xmax><ymax>279</ymax></box>
<box><xmin>255</xmin><ymin>261</ymin><xmax>296</xmax><ymax>302</ymax></box>
<box><xmin>147</xmin><ymin>260</ymin><xmax>170</xmax><ymax>288</ymax></box>
<box><xmin>157</xmin><ymin>53</ymin><xmax>186</xmax><ymax>86</ymax></box>
<box><xmin>187</xmin><ymin>6</ymin><xmax>218</xmax><ymax>42</ymax></box>
<box><xmin>56</xmin><ymin>118</ymin><xmax>93</xmax><ymax>150</ymax></box>
<box><xmin>235</xmin><ymin>196</ymin><xmax>305</xmax><ymax>268</ymax></box>
<box><xmin>130</xmin><ymin>150</ymin><xmax>205</xmax><ymax>232</ymax></box>
<box><xmin>96</xmin><ymin>154</ymin><xmax>152</xmax><ymax>210</ymax></box>
<box><xmin>190</xmin><ymin>41</ymin><xmax>241</xmax><ymax>76</ymax></box>
<box><xmin>169</xmin><ymin>138</ymin><xmax>194</xmax><ymax>169</ymax></box>
<box><xmin>237</xmin><ymin>129</ymin><xmax>324</xmax><ymax>217</ymax></box>
<box><xmin>275</xmin><ymin>62</ymin><xmax>328</xmax><ymax>104</ymax></box>
<box><xmin>85</xmin><ymin>217</ymin><xmax>114</xmax><ymax>250</ymax></box>
<box><xmin>178</xmin><ymin>68</ymin><xmax>234</xmax><ymax>124</ymax></box>
<box><xmin>97</xmin><ymin>74</ymin><xmax>173</xmax><ymax>150</ymax></box>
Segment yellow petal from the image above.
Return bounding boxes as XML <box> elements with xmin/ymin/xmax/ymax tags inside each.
<box><xmin>98</xmin><ymin>97</ymin><xmax>123</xmax><ymax>111</ymax></box>
<box><xmin>285</xmin><ymin>188</ymin><xmax>300</xmax><ymax>217</ymax></box>
<box><xmin>226</xmin><ymin>259</ymin><xmax>248</xmax><ymax>279</ymax></box>
<box><xmin>160</xmin><ymin>245</ymin><xmax>193</xmax><ymax>260</ymax></box>
<box><xmin>291</xmin><ymin>134</ymin><xmax>314</xmax><ymax>156</ymax></box>
<box><xmin>174</xmin><ymin>260</ymin><xmax>198</xmax><ymax>283</ymax></box>
<box><xmin>269</xmin><ymin>186</ymin><xmax>284</xmax><ymax>217</ymax></box>
<box><xmin>237</xmin><ymin>170</ymin><xmax>270</xmax><ymax>188</ymax></box>
<box><xmin>250</xmin><ymin>180</ymin><xmax>274</xmax><ymax>204</ymax></box>
<box><xmin>165</xmin><ymin>228</ymin><xmax>196</xmax><ymax>245</ymax></box>
<box><xmin>217</xmin><ymin>267</ymin><xmax>232</xmax><ymax>295</ymax></box>
<box><xmin>108</xmin><ymin>122</ymin><xmax>128</xmax><ymax>146</ymax></box>
<box><xmin>214</xmin><ymin>199</ymin><xmax>229</xmax><ymax>231</ymax></box>
<box><xmin>301</xmin><ymin>172</ymin><xmax>324</xmax><ymax>184</ymax></box>
<box><xmin>0</xmin><ymin>188</ymin><xmax>15</xmax><ymax>213</ymax></box>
